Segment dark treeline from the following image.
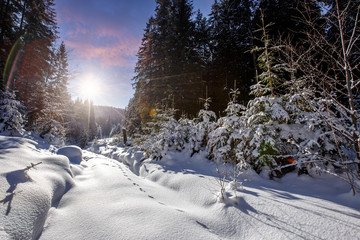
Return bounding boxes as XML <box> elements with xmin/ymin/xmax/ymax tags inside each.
<box><xmin>128</xmin><ymin>0</ymin><xmax>326</xmax><ymax>127</ymax></box>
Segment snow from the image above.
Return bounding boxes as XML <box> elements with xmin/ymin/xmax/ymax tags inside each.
<box><xmin>0</xmin><ymin>136</ymin><xmax>74</xmax><ymax>239</ymax></box>
<box><xmin>57</xmin><ymin>145</ymin><xmax>83</xmax><ymax>164</ymax></box>
<box><xmin>1</xmin><ymin>136</ymin><xmax>360</xmax><ymax>239</ymax></box>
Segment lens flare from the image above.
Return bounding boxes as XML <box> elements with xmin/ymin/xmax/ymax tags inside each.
<box><xmin>149</xmin><ymin>109</ymin><xmax>157</xmax><ymax>116</ymax></box>
<box><xmin>3</xmin><ymin>38</ymin><xmax>22</xmax><ymax>91</ymax></box>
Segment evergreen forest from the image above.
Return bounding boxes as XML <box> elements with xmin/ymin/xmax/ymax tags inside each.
<box><xmin>0</xmin><ymin>0</ymin><xmax>359</xmax><ymax>190</ymax></box>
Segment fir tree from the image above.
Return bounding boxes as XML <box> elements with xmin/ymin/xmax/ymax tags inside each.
<box><xmin>208</xmin><ymin>84</ymin><xmax>246</xmax><ymax>167</ymax></box>
<box><xmin>250</xmin><ymin>9</ymin><xmax>288</xmax><ymax>97</ymax></box>
<box><xmin>37</xmin><ymin>42</ymin><xmax>71</xmax><ymax>144</ymax></box>
<box><xmin>132</xmin><ymin>0</ymin><xmax>204</xmax><ymax>123</ymax></box>
<box><xmin>124</xmin><ymin>97</ymin><xmax>142</xmax><ymax>136</ymax></box>
<box><xmin>0</xmin><ymin>0</ymin><xmax>22</xmax><ymax>91</ymax></box>
<box><xmin>208</xmin><ymin>0</ymin><xmax>254</xmax><ymax>111</ymax></box>
<box><xmin>88</xmin><ymin>100</ymin><xmax>97</xmax><ymax>141</ymax></box>
<box><xmin>0</xmin><ymin>90</ymin><xmax>25</xmax><ymax>136</ymax></box>
<box><xmin>12</xmin><ymin>0</ymin><xmax>58</xmax><ymax>129</ymax></box>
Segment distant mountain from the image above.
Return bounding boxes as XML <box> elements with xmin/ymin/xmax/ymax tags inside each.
<box><xmin>94</xmin><ymin>105</ymin><xmax>125</xmax><ymax>122</ymax></box>
<box><xmin>94</xmin><ymin>106</ymin><xmax>125</xmax><ymax>137</ymax></box>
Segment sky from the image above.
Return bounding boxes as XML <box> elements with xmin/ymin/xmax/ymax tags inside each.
<box><xmin>54</xmin><ymin>0</ymin><xmax>213</xmax><ymax>109</ymax></box>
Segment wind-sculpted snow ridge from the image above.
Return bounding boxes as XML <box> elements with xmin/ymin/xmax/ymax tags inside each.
<box><xmin>0</xmin><ymin>136</ymin><xmax>76</xmax><ymax>239</ymax></box>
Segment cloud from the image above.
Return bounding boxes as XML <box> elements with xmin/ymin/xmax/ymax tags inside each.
<box><xmin>55</xmin><ymin>0</ymin><xmax>152</xmax><ymax>68</ymax></box>
<box><xmin>65</xmin><ymin>35</ymin><xmax>139</xmax><ymax>68</ymax></box>
<box><xmin>55</xmin><ymin>0</ymin><xmax>154</xmax><ymax>36</ymax></box>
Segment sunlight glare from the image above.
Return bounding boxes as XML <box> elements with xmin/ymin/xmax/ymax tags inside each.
<box><xmin>80</xmin><ymin>73</ymin><xmax>101</xmax><ymax>101</ymax></box>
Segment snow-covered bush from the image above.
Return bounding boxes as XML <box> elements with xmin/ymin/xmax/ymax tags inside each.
<box><xmin>237</xmin><ymin>94</ymin><xmax>353</xmax><ymax>177</ymax></box>
<box><xmin>184</xmin><ymin>96</ymin><xmax>217</xmax><ymax>155</ymax></box>
<box><xmin>0</xmin><ymin>91</ymin><xmax>25</xmax><ymax>136</ymax></box>
<box><xmin>190</xmin><ymin>108</ymin><xmax>216</xmax><ymax>154</ymax></box>
<box><xmin>37</xmin><ymin>116</ymin><xmax>65</xmax><ymax>145</ymax></box>
<box><xmin>207</xmin><ymin>88</ymin><xmax>247</xmax><ymax>169</ymax></box>
<box><xmin>207</xmin><ymin>89</ymin><xmax>248</xmax><ymax>200</ymax></box>
<box><xmin>66</xmin><ymin>121</ymin><xmax>89</xmax><ymax>148</ymax></box>
<box><xmin>132</xmin><ymin>89</ymin><xmax>355</xmax><ymax>181</ymax></box>
<box><xmin>140</xmin><ymin>97</ymin><xmax>217</xmax><ymax>160</ymax></box>
<box><xmin>236</xmin><ymin>97</ymin><xmax>287</xmax><ymax>173</ymax></box>
<box><xmin>141</xmin><ymin>108</ymin><xmax>188</xmax><ymax>160</ymax></box>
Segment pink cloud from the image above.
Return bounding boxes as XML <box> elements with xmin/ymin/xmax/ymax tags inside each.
<box><xmin>65</xmin><ymin>36</ymin><xmax>139</xmax><ymax>68</ymax></box>
<box><xmin>66</xmin><ymin>26</ymin><xmax>88</xmax><ymax>38</ymax></box>
<box><xmin>56</xmin><ymin>4</ymin><xmax>141</xmax><ymax>68</ymax></box>
<box><xmin>96</xmin><ymin>26</ymin><xmax>121</xmax><ymax>38</ymax></box>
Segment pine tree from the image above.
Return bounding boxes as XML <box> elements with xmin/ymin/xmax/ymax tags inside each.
<box><xmin>254</xmin><ymin>0</ymin><xmax>321</xmax><ymax>44</ymax></box>
<box><xmin>208</xmin><ymin>84</ymin><xmax>246</xmax><ymax>166</ymax></box>
<box><xmin>124</xmin><ymin>97</ymin><xmax>142</xmax><ymax>136</ymax></box>
<box><xmin>208</xmin><ymin>0</ymin><xmax>254</xmax><ymax>112</ymax></box>
<box><xmin>132</xmin><ymin>17</ymin><xmax>157</xmax><ymax>123</ymax></box>
<box><xmin>0</xmin><ymin>90</ymin><xmax>25</xmax><ymax>136</ymax></box>
<box><xmin>12</xmin><ymin>0</ymin><xmax>58</xmax><ymax>128</ymax></box>
<box><xmin>37</xmin><ymin>42</ymin><xmax>71</xmax><ymax>144</ymax></box>
<box><xmin>0</xmin><ymin>0</ymin><xmax>22</xmax><ymax>91</ymax></box>
<box><xmin>169</xmin><ymin>0</ymin><xmax>203</xmax><ymax>118</ymax></box>
<box><xmin>88</xmin><ymin>100</ymin><xmax>97</xmax><ymax>141</ymax></box>
<box><xmin>250</xmin><ymin>9</ymin><xmax>288</xmax><ymax>97</ymax></box>
<box><xmin>193</xmin><ymin>10</ymin><xmax>211</xmax><ymax>71</ymax></box>
<box><xmin>132</xmin><ymin>0</ymin><xmax>204</xmax><ymax>124</ymax></box>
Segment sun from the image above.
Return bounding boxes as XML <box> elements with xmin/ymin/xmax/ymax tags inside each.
<box><xmin>82</xmin><ymin>81</ymin><xmax>97</xmax><ymax>99</ymax></box>
<box><xmin>80</xmin><ymin>73</ymin><xmax>100</xmax><ymax>101</ymax></box>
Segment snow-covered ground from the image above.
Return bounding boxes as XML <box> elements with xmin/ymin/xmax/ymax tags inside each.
<box><xmin>1</xmin><ymin>136</ymin><xmax>359</xmax><ymax>239</ymax></box>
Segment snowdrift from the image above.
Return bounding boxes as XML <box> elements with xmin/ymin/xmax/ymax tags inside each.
<box><xmin>1</xmin><ymin>136</ymin><xmax>359</xmax><ymax>239</ymax></box>
<box><xmin>85</xmin><ymin>141</ymin><xmax>360</xmax><ymax>239</ymax></box>
<box><xmin>0</xmin><ymin>136</ymin><xmax>77</xmax><ymax>239</ymax></box>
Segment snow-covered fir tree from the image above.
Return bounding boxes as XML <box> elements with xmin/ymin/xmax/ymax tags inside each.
<box><xmin>37</xmin><ymin>42</ymin><xmax>71</xmax><ymax>145</ymax></box>
<box><xmin>207</xmin><ymin>87</ymin><xmax>246</xmax><ymax>168</ymax></box>
<box><xmin>250</xmin><ymin>9</ymin><xmax>288</xmax><ymax>98</ymax></box>
<box><xmin>192</xmin><ymin>96</ymin><xmax>216</xmax><ymax>154</ymax></box>
<box><xmin>0</xmin><ymin>91</ymin><xmax>25</xmax><ymax>136</ymax></box>
<box><xmin>37</xmin><ymin>106</ymin><xmax>65</xmax><ymax>145</ymax></box>
<box><xmin>141</xmin><ymin>107</ymin><xmax>187</xmax><ymax>160</ymax></box>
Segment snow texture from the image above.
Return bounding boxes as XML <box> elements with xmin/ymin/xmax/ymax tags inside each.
<box><xmin>0</xmin><ymin>136</ymin><xmax>74</xmax><ymax>239</ymax></box>
<box><xmin>1</xmin><ymin>136</ymin><xmax>360</xmax><ymax>240</ymax></box>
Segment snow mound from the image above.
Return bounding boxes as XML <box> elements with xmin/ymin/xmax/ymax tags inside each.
<box><xmin>57</xmin><ymin>146</ymin><xmax>83</xmax><ymax>164</ymax></box>
<box><xmin>0</xmin><ymin>136</ymin><xmax>74</xmax><ymax>239</ymax></box>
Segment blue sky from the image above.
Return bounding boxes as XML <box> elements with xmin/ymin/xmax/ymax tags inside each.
<box><xmin>54</xmin><ymin>0</ymin><xmax>213</xmax><ymax>108</ymax></box>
